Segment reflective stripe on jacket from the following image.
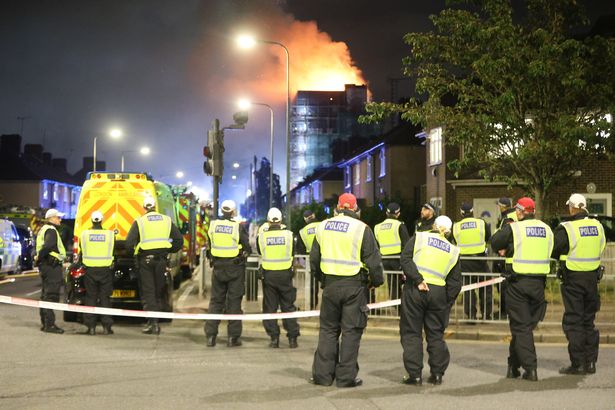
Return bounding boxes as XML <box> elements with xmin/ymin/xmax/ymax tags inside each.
<box><xmin>560</xmin><ymin>218</ymin><xmax>605</xmax><ymax>271</ymax></box>
<box><xmin>81</xmin><ymin>229</ymin><xmax>115</xmax><ymax>267</ymax></box>
<box><xmin>208</xmin><ymin>219</ymin><xmax>240</xmax><ymax>258</ymax></box>
<box><xmin>259</xmin><ymin>229</ymin><xmax>293</xmax><ymax>270</ymax></box>
<box><xmin>374</xmin><ymin>218</ymin><xmax>402</xmax><ymax>255</ymax></box>
<box><xmin>507</xmin><ymin>219</ymin><xmax>554</xmax><ymax>275</ymax></box>
<box><xmin>413</xmin><ymin>232</ymin><xmax>460</xmax><ymax>286</ymax></box>
<box><xmin>453</xmin><ymin>217</ymin><xmax>486</xmax><ymax>255</ymax></box>
<box><xmin>316</xmin><ymin>215</ymin><xmax>366</xmax><ymax>276</ymax></box>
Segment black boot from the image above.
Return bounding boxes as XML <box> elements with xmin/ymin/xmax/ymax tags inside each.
<box><xmin>585</xmin><ymin>362</ymin><xmax>596</xmax><ymax>374</ymax></box>
<box><xmin>43</xmin><ymin>325</ymin><xmax>64</xmax><ymax>334</ymax></box>
<box><xmin>269</xmin><ymin>336</ymin><xmax>279</xmax><ymax>348</ymax></box>
<box><xmin>227</xmin><ymin>337</ymin><xmax>242</xmax><ymax>347</ymax></box>
<box><xmin>81</xmin><ymin>326</ymin><xmax>96</xmax><ymax>335</ymax></box>
<box><xmin>522</xmin><ymin>369</ymin><xmax>538</xmax><ymax>381</ymax></box>
<box><xmin>506</xmin><ymin>365</ymin><xmax>521</xmax><ymax>378</ymax></box>
<box><xmin>559</xmin><ymin>365</ymin><xmax>586</xmax><ymax>375</ymax></box>
<box><xmin>427</xmin><ymin>374</ymin><xmax>443</xmax><ymax>385</ymax></box>
<box><xmin>401</xmin><ymin>375</ymin><xmax>422</xmax><ymax>386</ymax></box>
<box><xmin>206</xmin><ymin>335</ymin><xmax>216</xmax><ymax>347</ymax></box>
<box><xmin>288</xmin><ymin>337</ymin><xmax>298</xmax><ymax>349</ymax></box>
<box><xmin>142</xmin><ymin>319</ymin><xmax>160</xmax><ymax>335</ymax></box>
<box><xmin>102</xmin><ymin>326</ymin><xmax>114</xmax><ymax>335</ymax></box>
<box><xmin>336</xmin><ymin>378</ymin><xmax>362</xmax><ymax>388</ymax></box>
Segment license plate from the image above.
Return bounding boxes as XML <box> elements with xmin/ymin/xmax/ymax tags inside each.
<box><xmin>111</xmin><ymin>289</ymin><xmax>136</xmax><ymax>298</ymax></box>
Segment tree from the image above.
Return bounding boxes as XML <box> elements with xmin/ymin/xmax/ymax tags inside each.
<box><xmin>361</xmin><ymin>0</ymin><xmax>615</xmax><ymax>217</ymax></box>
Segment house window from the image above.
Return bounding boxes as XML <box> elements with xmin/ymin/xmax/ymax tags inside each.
<box><xmin>379</xmin><ymin>148</ymin><xmax>386</xmax><ymax>177</ymax></box>
<box><xmin>366</xmin><ymin>156</ymin><xmax>372</xmax><ymax>182</ymax></box>
<box><xmin>344</xmin><ymin>166</ymin><xmax>351</xmax><ymax>188</ymax></box>
<box><xmin>429</xmin><ymin>127</ymin><xmax>443</xmax><ymax>165</ymax></box>
<box><xmin>354</xmin><ymin>163</ymin><xmax>360</xmax><ymax>185</ymax></box>
<box><xmin>312</xmin><ymin>181</ymin><xmax>321</xmax><ymax>202</ymax></box>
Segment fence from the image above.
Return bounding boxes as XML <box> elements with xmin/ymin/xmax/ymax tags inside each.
<box><xmin>200</xmin><ymin>244</ymin><xmax>615</xmax><ymax>326</ymax></box>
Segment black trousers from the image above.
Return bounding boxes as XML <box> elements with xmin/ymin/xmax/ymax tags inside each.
<box><xmin>83</xmin><ymin>266</ymin><xmax>114</xmax><ymax>328</ymax></box>
<box><xmin>262</xmin><ymin>269</ymin><xmax>300</xmax><ymax>338</ymax></box>
<box><xmin>561</xmin><ymin>272</ymin><xmax>600</xmax><ymax>366</ymax></box>
<box><xmin>505</xmin><ymin>276</ymin><xmax>547</xmax><ymax>370</ymax></box>
<box><xmin>39</xmin><ymin>262</ymin><xmax>63</xmax><ymax>327</ymax></box>
<box><xmin>400</xmin><ymin>284</ymin><xmax>450</xmax><ymax>377</ymax></box>
<box><xmin>205</xmin><ymin>263</ymin><xmax>245</xmax><ymax>338</ymax></box>
<box><xmin>310</xmin><ymin>272</ymin><xmax>320</xmax><ymax>309</ymax></box>
<box><xmin>312</xmin><ymin>279</ymin><xmax>369</xmax><ymax>387</ymax></box>
<box><xmin>138</xmin><ymin>256</ymin><xmax>167</xmax><ymax>314</ymax></box>
<box><xmin>461</xmin><ymin>257</ymin><xmax>492</xmax><ymax>319</ymax></box>
<box><xmin>493</xmin><ymin>260</ymin><xmax>508</xmax><ymax>316</ymax></box>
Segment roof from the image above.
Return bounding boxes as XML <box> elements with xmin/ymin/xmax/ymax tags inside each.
<box><xmin>291</xmin><ymin>166</ymin><xmax>343</xmax><ymax>192</ymax></box>
<box><xmin>337</xmin><ymin>121</ymin><xmax>423</xmax><ymax>166</ymax></box>
<box><xmin>0</xmin><ymin>151</ymin><xmax>80</xmax><ymax>186</ymax></box>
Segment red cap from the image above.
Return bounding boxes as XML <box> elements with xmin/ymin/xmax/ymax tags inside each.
<box><xmin>337</xmin><ymin>193</ymin><xmax>358</xmax><ymax>210</ymax></box>
<box><xmin>515</xmin><ymin>197</ymin><xmax>535</xmax><ymax>213</ymax></box>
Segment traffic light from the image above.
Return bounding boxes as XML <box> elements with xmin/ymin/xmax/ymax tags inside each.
<box><xmin>203</xmin><ymin>119</ymin><xmax>224</xmax><ymax>177</ymax></box>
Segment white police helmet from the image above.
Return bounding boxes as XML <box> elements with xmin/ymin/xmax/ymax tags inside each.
<box><xmin>143</xmin><ymin>196</ymin><xmax>156</xmax><ymax>209</ymax></box>
<box><xmin>267</xmin><ymin>207</ymin><xmax>282</xmax><ymax>223</ymax></box>
<box><xmin>221</xmin><ymin>199</ymin><xmax>236</xmax><ymax>213</ymax></box>
<box><xmin>434</xmin><ymin>215</ymin><xmax>453</xmax><ymax>233</ymax></box>
<box><xmin>91</xmin><ymin>210</ymin><xmax>104</xmax><ymax>223</ymax></box>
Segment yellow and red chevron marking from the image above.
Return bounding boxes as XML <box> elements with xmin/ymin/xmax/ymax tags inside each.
<box><xmin>74</xmin><ymin>178</ymin><xmax>156</xmax><ymax>247</ymax></box>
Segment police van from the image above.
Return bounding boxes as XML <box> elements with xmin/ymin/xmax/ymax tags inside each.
<box><xmin>0</xmin><ymin>219</ymin><xmax>22</xmax><ymax>277</ymax></box>
<box><xmin>64</xmin><ymin>172</ymin><xmax>182</xmax><ymax>321</ymax></box>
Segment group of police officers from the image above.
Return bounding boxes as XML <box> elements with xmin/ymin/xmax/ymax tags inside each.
<box><xmin>34</xmin><ymin>190</ymin><xmax>607</xmax><ymax>387</ymax></box>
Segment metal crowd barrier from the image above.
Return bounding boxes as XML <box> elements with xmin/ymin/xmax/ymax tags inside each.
<box><xmin>202</xmin><ymin>249</ymin><xmax>615</xmax><ymax>326</ymax></box>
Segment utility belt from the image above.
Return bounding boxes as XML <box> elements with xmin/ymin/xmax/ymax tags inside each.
<box><xmin>212</xmin><ymin>254</ymin><xmax>246</xmax><ymax>266</ymax></box>
<box><xmin>40</xmin><ymin>255</ymin><xmax>64</xmax><ymax>267</ymax></box>
<box><xmin>501</xmin><ymin>271</ymin><xmax>546</xmax><ymax>284</ymax></box>
<box><xmin>322</xmin><ymin>269</ymin><xmax>368</xmax><ymax>287</ymax></box>
<box><xmin>557</xmin><ymin>265</ymin><xmax>605</xmax><ymax>284</ymax></box>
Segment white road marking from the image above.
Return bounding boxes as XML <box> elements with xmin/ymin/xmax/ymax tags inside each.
<box><xmin>177</xmin><ymin>284</ymin><xmax>194</xmax><ymax>306</ymax></box>
<box><xmin>26</xmin><ymin>289</ymin><xmax>41</xmax><ymax>296</ymax></box>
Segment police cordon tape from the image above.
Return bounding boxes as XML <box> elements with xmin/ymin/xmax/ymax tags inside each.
<box><xmin>0</xmin><ymin>276</ymin><xmax>504</xmax><ymax>320</ymax></box>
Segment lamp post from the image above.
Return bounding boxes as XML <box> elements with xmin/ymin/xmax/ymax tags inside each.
<box><xmin>238</xmin><ymin>99</ymin><xmax>275</xmax><ymax>209</ymax></box>
<box><xmin>93</xmin><ymin>128</ymin><xmax>123</xmax><ymax>172</ymax></box>
<box><xmin>237</xmin><ymin>35</ymin><xmax>291</xmax><ymax>227</ymax></box>
<box><xmin>120</xmin><ymin>146</ymin><xmax>150</xmax><ymax>172</ymax></box>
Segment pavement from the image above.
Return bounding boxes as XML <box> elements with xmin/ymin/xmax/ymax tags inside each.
<box><xmin>175</xmin><ymin>277</ymin><xmax>615</xmax><ymax>345</ymax></box>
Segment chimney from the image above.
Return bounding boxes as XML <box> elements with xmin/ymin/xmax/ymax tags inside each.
<box><xmin>24</xmin><ymin>144</ymin><xmax>43</xmax><ymax>160</ymax></box>
<box><xmin>52</xmin><ymin>158</ymin><xmax>67</xmax><ymax>172</ymax></box>
<box><xmin>82</xmin><ymin>156</ymin><xmax>106</xmax><ymax>172</ymax></box>
<box><xmin>0</xmin><ymin>134</ymin><xmax>21</xmax><ymax>158</ymax></box>
<box><xmin>42</xmin><ymin>152</ymin><xmax>52</xmax><ymax>165</ymax></box>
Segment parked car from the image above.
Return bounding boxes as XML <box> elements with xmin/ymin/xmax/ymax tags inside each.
<box><xmin>15</xmin><ymin>224</ymin><xmax>34</xmax><ymax>271</ymax></box>
<box><xmin>0</xmin><ymin>219</ymin><xmax>22</xmax><ymax>276</ymax></box>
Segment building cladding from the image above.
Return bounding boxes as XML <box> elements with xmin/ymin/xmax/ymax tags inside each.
<box><xmin>290</xmin><ymin>84</ymin><xmax>374</xmax><ymax>188</ymax></box>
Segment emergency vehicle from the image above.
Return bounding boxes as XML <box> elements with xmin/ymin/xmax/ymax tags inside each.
<box><xmin>64</xmin><ymin>172</ymin><xmax>182</xmax><ymax>321</ymax></box>
<box><xmin>173</xmin><ymin>189</ymin><xmax>200</xmax><ymax>279</ymax></box>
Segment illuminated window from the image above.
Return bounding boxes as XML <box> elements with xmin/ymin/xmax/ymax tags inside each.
<box><xmin>429</xmin><ymin>127</ymin><xmax>443</xmax><ymax>165</ymax></box>
<box><xmin>354</xmin><ymin>163</ymin><xmax>360</xmax><ymax>185</ymax></box>
<box><xmin>379</xmin><ymin>148</ymin><xmax>386</xmax><ymax>177</ymax></box>
<box><xmin>344</xmin><ymin>166</ymin><xmax>351</xmax><ymax>188</ymax></box>
<box><xmin>42</xmin><ymin>182</ymin><xmax>48</xmax><ymax>200</ymax></box>
<box><xmin>312</xmin><ymin>181</ymin><xmax>321</xmax><ymax>202</ymax></box>
<box><xmin>366</xmin><ymin>156</ymin><xmax>372</xmax><ymax>182</ymax></box>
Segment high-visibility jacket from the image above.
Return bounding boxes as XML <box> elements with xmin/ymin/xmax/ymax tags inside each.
<box><xmin>452</xmin><ymin>217</ymin><xmax>486</xmax><ymax>255</ymax></box>
<box><xmin>208</xmin><ymin>219</ymin><xmax>241</xmax><ymax>258</ymax></box>
<box><xmin>316</xmin><ymin>215</ymin><xmax>366</xmax><ymax>276</ymax></box>
<box><xmin>299</xmin><ymin>221</ymin><xmax>320</xmax><ymax>254</ymax></box>
<box><xmin>258</xmin><ymin>229</ymin><xmax>293</xmax><ymax>270</ymax></box>
<box><xmin>507</xmin><ymin>219</ymin><xmax>554</xmax><ymax>275</ymax></box>
<box><xmin>135</xmin><ymin>212</ymin><xmax>172</xmax><ymax>252</ymax></box>
<box><xmin>374</xmin><ymin>218</ymin><xmax>402</xmax><ymax>255</ymax></box>
<box><xmin>36</xmin><ymin>224</ymin><xmax>66</xmax><ymax>262</ymax></box>
<box><xmin>496</xmin><ymin>209</ymin><xmax>518</xmax><ymax>232</ymax></box>
<box><xmin>80</xmin><ymin>229</ymin><xmax>115</xmax><ymax>267</ymax></box>
<box><xmin>413</xmin><ymin>232</ymin><xmax>460</xmax><ymax>286</ymax></box>
<box><xmin>559</xmin><ymin>218</ymin><xmax>605</xmax><ymax>272</ymax></box>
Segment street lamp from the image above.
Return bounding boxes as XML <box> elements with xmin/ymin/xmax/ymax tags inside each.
<box><xmin>236</xmin><ymin>34</ymin><xmax>291</xmax><ymax>227</ymax></box>
<box><xmin>237</xmin><ymin>98</ymin><xmax>275</xmax><ymax>209</ymax></box>
<box><xmin>176</xmin><ymin>171</ymin><xmax>184</xmax><ymax>179</ymax></box>
<box><xmin>120</xmin><ymin>146</ymin><xmax>150</xmax><ymax>172</ymax></box>
<box><xmin>93</xmin><ymin>128</ymin><xmax>123</xmax><ymax>172</ymax></box>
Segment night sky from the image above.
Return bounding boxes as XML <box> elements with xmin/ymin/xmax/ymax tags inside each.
<box><xmin>1</xmin><ymin>0</ymin><xmax>613</xmax><ymax>205</ymax></box>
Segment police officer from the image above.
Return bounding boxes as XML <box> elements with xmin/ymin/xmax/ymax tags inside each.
<box><xmin>35</xmin><ymin>208</ymin><xmax>66</xmax><ymax>334</ymax></box>
<box><xmin>400</xmin><ymin>215</ymin><xmax>462</xmax><ymax>386</ymax></box>
<box><xmin>78</xmin><ymin>211</ymin><xmax>115</xmax><ymax>335</ymax></box>
<box><xmin>493</xmin><ymin>197</ymin><xmax>518</xmax><ymax>319</ymax></box>
<box><xmin>452</xmin><ymin>202</ymin><xmax>492</xmax><ymax>320</ymax></box>
<box><xmin>126</xmin><ymin>196</ymin><xmax>183</xmax><ymax>335</ymax></box>
<box><xmin>310</xmin><ymin>193</ymin><xmax>384</xmax><ymax>388</ymax></box>
<box><xmin>297</xmin><ymin>209</ymin><xmax>321</xmax><ymax>309</ymax></box>
<box><xmin>257</xmin><ymin>207</ymin><xmax>300</xmax><ymax>349</ymax></box>
<box><xmin>205</xmin><ymin>199</ymin><xmax>252</xmax><ymax>347</ymax></box>
<box><xmin>416</xmin><ymin>203</ymin><xmax>436</xmax><ymax>232</ymax></box>
<box><xmin>491</xmin><ymin>197</ymin><xmax>553</xmax><ymax>381</ymax></box>
<box><xmin>552</xmin><ymin>193</ymin><xmax>606</xmax><ymax>375</ymax></box>
<box><xmin>374</xmin><ymin>202</ymin><xmax>410</xmax><ymax>309</ymax></box>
